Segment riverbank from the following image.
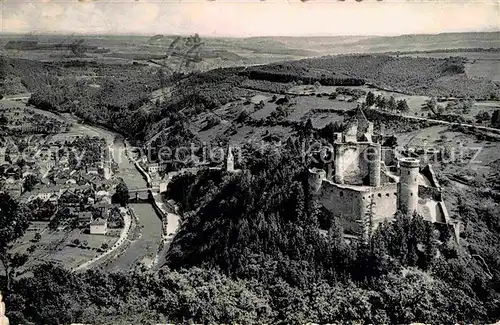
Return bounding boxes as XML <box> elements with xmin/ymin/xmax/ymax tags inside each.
<box><xmin>72</xmin><ymin>207</ymin><xmax>132</xmax><ymax>272</ymax></box>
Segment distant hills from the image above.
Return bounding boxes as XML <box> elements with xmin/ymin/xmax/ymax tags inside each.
<box><xmin>250</xmin><ymin>32</ymin><xmax>500</xmax><ymax>55</ymax></box>
<box><xmin>2</xmin><ymin>31</ymin><xmax>499</xmax><ymax>57</ymax></box>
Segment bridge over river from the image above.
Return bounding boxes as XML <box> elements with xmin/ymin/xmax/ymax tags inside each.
<box><xmin>128</xmin><ymin>186</ymin><xmax>160</xmax><ymax>202</ymax></box>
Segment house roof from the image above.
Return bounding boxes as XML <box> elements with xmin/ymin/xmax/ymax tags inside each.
<box><xmin>78</xmin><ymin>211</ymin><xmax>93</xmax><ymax>220</ymax></box>
<box><xmin>94</xmin><ymin>202</ymin><xmax>111</xmax><ymax>209</ymax></box>
<box><xmin>91</xmin><ymin>218</ymin><xmax>107</xmax><ymax>225</ymax></box>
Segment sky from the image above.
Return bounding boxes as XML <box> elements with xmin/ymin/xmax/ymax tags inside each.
<box><xmin>1</xmin><ymin>0</ymin><xmax>499</xmax><ymax>37</ymax></box>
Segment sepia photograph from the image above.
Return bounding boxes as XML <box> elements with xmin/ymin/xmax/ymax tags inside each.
<box><xmin>0</xmin><ymin>0</ymin><xmax>499</xmax><ymax>324</ymax></box>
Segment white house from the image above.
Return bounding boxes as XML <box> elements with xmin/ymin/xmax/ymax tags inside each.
<box><xmin>90</xmin><ymin>218</ymin><xmax>107</xmax><ymax>235</ymax></box>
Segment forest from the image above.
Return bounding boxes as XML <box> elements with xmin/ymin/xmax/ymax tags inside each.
<box><xmin>245</xmin><ymin>55</ymin><xmax>499</xmax><ymax>98</ymax></box>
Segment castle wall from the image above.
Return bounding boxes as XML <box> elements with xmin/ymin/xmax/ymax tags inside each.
<box><xmin>317</xmin><ymin>181</ymin><xmax>366</xmax><ymax>235</ymax></box>
<box><xmin>420</xmin><ymin>164</ymin><xmax>441</xmax><ymax>188</ymax></box>
<box><xmin>315</xmin><ymin>181</ymin><xmax>398</xmax><ymax>236</ymax></box>
<box><xmin>335</xmin><ymin>143</ymin><xmax>374</xmax><ymax>185</ymax></box>
<box><xmin>369</xmin><ymin>184</ymin><xmax>398</xmax><ymax>226</ymax></box>
<box><xmin>382</xmin><ymin>147</ymin><xmax>396</xmax><ymax>166</ymax></box>
<box><xmin>308</xmin><ymin>169</ymin><xmax>326</xmax><ymax>193</ymax></box>
<box><xmin>341</xmin><ymin>146</ymin><xmax>362</xmax><ymax>184</ymax></box>
<box><xmin>418</xmin><ymin>185</ymin><xmax>442</xmax><ymax>201</ymax></box>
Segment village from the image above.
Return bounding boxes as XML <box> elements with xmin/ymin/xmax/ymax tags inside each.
<box><xmin>0</xmin><ymin>97</ymin><xmax>182</xmax><ymax>273</ymax></box>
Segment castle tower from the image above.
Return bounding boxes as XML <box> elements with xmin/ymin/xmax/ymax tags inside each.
<box><xmin>226</xmin><ymin>146</ymin><xmax>234</xmax><ymax>172</ymax></box>
<box><xmin>398</xmin><ymin>157</ymin><xmax>420</xmax><ymax>214</ymax></box>
<box><xmin>355</xmin><ymin>107</ymin><xmax>373</xmax><ymax>141</ymax></box>
<box><xmin>308</xmin><ymin>169</ymin><xmax>326</xmax><ymax>194</ymax></box>
<box><xmin>333</xmin><ymin>144</ymin><xmax>344</xmax><ymax>184</ymax></box>
<box><xmin>368</xmin><ymin>143</ymin><xmax>381</xmax><ymax>187</ymax></box>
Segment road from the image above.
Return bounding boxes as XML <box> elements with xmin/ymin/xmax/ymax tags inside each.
<box><xmin>378</xmin><ymin>109</ymin><xmax>500</xmax><ymax>134</ymax></box>
<box><xmin>72</xmin><ymin>207</ymin><xmax>132</xmax><ymax>272</ymax></box>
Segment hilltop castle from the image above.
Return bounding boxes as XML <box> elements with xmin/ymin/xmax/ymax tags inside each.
<box><xmin>308</xmin><ymin>108</ymin><xmax>460</xmax><ymax>241</ymax></box>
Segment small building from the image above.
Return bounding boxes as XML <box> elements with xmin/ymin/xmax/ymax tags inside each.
<box><xmin>0</xmin><ymin>147</ymin><xmax>6</xmax><ymax>164</ymax></box>
<box><xmin>48</xmin><ymin>193</ymin><xmax>59</xmax><ymax>204</ymax></box>
<box><xmin>148</xmin><ymin>163</ymin><xmax>159</xmax><ymax>174</ymax></box>
<box><xmin>78</xmin><ymin>211</ymin><xmax>93</xmax><ymax>225</ymax></box>
<box><xmin>3</xmin><ymin>183</ymin><xmax>22</xmax><ymax>199</ymax></box>
<box><xmin>87</xmin><ymin>166</ymin><xmax>99</xmax><ymax>175</ymax></box>
<box><xmin>94</xmin><ymin>202</ymin><xmax>111</xmax><ymax>218</ymax></box>
<box><xmin>90</xmin><ymin>218</ymin><xmax>107</xmax><ymax>235</ymax></box>
<box><xmin>95</xmin><ymin>190</ymin><xmax>112</xmax><ymax>204</ymax></box>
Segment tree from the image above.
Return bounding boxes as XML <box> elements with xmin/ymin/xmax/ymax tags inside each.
<box><xmin>0</xmin><ymin>114</ymin><xmax>7</xmax><ymax>126</ymax></box>
<box><xmin>366</xmin><ymin>92</ymin><xmax>375</xmax><ymax>107</ymax></box>
<box><xmin>0</xmin><ymin>193</ymin><xmax>30</xmax><ymax>291</ymax></box>
<box><xmin>475</xmin><ymin>111</ymin><xmax>490</xmax><ymax>123</ymax></box>
<box><xmin>114</xmin><ymin>180</ymin><xmax>129</xmax><ymax>206</ymax></box>
<box><xmin>491</xmin><ymin>110</ymin><xmax>500</xmax><ymax>128</ymax></box>
<box><xmin>33</xmin><ymin>232</ymin><xmax>41</xmax><ymax>242</ymax></box>
<box><xmin>396</xmin><ymin>99</ymin><xmax>409</xmax><ymax>113</ymax></box>
<box><xmin>101</xmin><ymin>243</ymin><xmax>109</xmax><ymax>251</ymax></box>
<box><xmin>422</xmin><ymin>97</ymin><xmax>437</xmax><ymax>114</ymax></box>
<box><xmin>387</xmin><ymin>96</ymin><xmax>397</xmax><ymax>111</ymax></box>
<box><xmin>204</xmin><ymin>115</ymin><xmax>221</xmax><ymax>130</ymax></box>
<box><xmin>304</xmin><ymin>118</ymin><xmax>314</xmax><ymax>138</ymax></box>
<box><xmin>237</xmin><ymin>111</ymin><xmax>250</xmax><ymax>124</ymax></box>
<box><xmin>375</xmin><ymin>95</ymin><xmax>386</xmax><ymax>109</ymax></box>
<box><xmin>72</xmin><ymin>238</ymin><xmax>80</xmax><ymax>246</ymax></box>
<box><xmin>254</xmin><ymin>100</ymin><xmax>265</xmax><ymax>110</ymax></box>
<box><xmin>22</xmin><ymin>174</ymin><xmax>39</xmax><ymax>193</ymax></box>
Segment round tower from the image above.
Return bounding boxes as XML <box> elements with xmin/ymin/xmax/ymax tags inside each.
<box><xmin>308</xmin><ymin>169</ymin><xmax>326</xmax><ymax>194</ymax></box>
<box><xmin>368</xmin><ymin>143</ymin><xmax>381</xmax><ymax>187</ymax></box>
<box><xmin>398</xmin><ymin>157</ymin><xmax>420</xmax><ymax>214</ymax></box>
<box><xmin>333</xmin><ymin>144</ymin><xmax>344</xmax><ymax>184</ymax></box>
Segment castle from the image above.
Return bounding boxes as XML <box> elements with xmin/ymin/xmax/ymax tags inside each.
<box><xmin>308</xmin><ymin>108</ymin><xmax>460</xmax><ymax>241</ymax></box>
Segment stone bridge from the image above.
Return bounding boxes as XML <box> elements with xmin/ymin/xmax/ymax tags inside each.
<box><xmin>128</xmin><ymin>187</ymin><xmax>159</xmax><ymax>202</ymax></box>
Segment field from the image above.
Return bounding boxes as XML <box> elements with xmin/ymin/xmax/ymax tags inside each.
<box><xmin>10</xmin><ymin>221</ymin><xmax>118</xmax><ymax>272</ymax></box>
<box><xmin>0</xmin><ymin>99</ymin><xmax>69</xmax><ymax>135</ymax></box>
<box><xmin>396</xmin><ymin>124</ymin><xmax>500</xmax><ymax>185</ymax></box>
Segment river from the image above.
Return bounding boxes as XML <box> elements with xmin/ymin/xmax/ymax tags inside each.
<box><xmin>105</xmin><ymin>137</ymin><xmax>163</xmax><ymax>271</ymax></box>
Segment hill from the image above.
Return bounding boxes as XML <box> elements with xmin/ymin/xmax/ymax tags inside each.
<box><xmin>245</xmin><ymin>54</ymin><xmax>498</xmax><ymax>97</ymax></box>
<box><xmin>2</xmin><ymin>52</ymin><xmax>499</xmax><ymax>141</ymax></box>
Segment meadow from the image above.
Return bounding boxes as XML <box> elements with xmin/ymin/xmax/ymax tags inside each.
<box><xmin>11</xmin><ymin>222</ymin><xmax>118</xmax><ymax>272</ymax></box>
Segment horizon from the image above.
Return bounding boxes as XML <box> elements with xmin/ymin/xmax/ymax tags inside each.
<box><xmin>1</xmin><ymin>30</ymin><xmax>499</xmax><ymax>39</ymax></box>
<box><xmin>2</xmin><ymin>0</ymin><xmax>499</xmax><ymax>37</ymax></box>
